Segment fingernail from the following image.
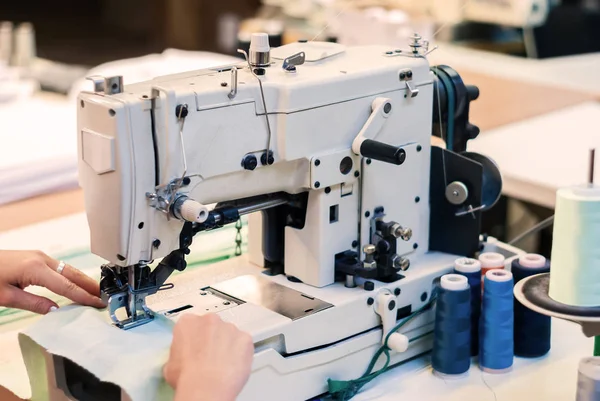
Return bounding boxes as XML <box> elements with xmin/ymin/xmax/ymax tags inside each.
<box><xmin>49</xmin><ymin>306</ymin><xmax>58</xmax><ymax>313</ymax></box>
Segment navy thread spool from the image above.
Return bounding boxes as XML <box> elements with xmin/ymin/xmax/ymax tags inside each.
<box><xmin>512</xmin><ymin>254</ymin><xmax>551</xmax><ymax>358</ymax></box>
<box><xmin>454</xmin><ymin>257</ymin><xmax>482</xmax><ymax>357</ymax></box>
<box><xmin>432</xmin><ymin>274</ymin><xmax>471</xmax><ymax>378</ymax></box>
<box><xmin>577</xmin><ymin>357</ymin><xmax>600</xmax><ymax>401</ymax></box>
<box><xmin>480</xmin><ymin>269</ymin><xmax>514</xmax><ymax>373</ymax></box>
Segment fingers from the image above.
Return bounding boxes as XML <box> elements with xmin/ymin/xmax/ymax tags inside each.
<box><xmin>34</xmin><ymin>267</ymin><xmax>105</xmax><ymax>309</ymax></box>
<box><xmin>47</xmin><ymin>259</ymin><xmax>100</xmax><ymax>297</ymax></box>
<box><xmin>0</xmin><ymin>286</ymin><xmax>58</xmax><ymax>314</ymax></box>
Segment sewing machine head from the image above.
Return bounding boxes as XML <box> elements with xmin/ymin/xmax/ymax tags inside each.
<box><xmin>76</xmin><ymin>33</ymin><xmax>497</xmax><ymax>330</ymax></box>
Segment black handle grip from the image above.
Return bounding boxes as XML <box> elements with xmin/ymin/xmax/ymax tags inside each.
<box><xmin>360</xmin><ymin>139</ymin><xmax>406</xmax><ymax>165</ymax></box>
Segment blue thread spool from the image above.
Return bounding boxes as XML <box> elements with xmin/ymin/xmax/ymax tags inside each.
<box><xmin>480</xmin><ymin>269</ymin><xmax>514</xmax><ymax>373</ymax></box>
<box><xmin>454</xmin><ymin>257</ymin><xmax>481</xmax><ymax>357</ymax></box>
<box><xmin>432</xmin><ymin>274</ymin><xmax>471</xmax><ymax>378</ymax></box>
<box><xmin>512</xmin><ymin>254</ymin><xmax>551</xmax><ymax>358</ymax></box>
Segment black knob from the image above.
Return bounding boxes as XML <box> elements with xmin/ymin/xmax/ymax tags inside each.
<box><xmin>261</xmin><ymin>151</ymin><xmax>275</xmax><ymax>165</ymax></box>
<box><xmin>241</xmin><ymin>155</ymin><xmax>258</xmax><ymax>170</ymax></box>
<box><xmin>364</xmin><ymin>281</ymin><xmax>375</xmax><ymax>291</ymax></box>
<box><xmin>175</xmin><ymin>104</ymin><xmax>188</xmax><ymax>119</ymax></box>
<box><xmin>466</xmin><ymin>85</ymin><xmax>479</xmax><ymax>101</ymax></box>
<box><xmin>360</xmin><ymin>139</ymin><xmax>406</xmax><ymax>165</ymax></box>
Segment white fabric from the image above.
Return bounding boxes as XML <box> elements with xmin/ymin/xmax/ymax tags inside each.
<box><xmin>19</xmin><ymin>305</ymin><xmax>175</xmax><ymax>401</ymax></box>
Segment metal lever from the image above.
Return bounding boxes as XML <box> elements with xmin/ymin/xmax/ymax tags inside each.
<box><xmin>405</xmin><ymin>81</ymin><xmax>419</xmax><ymax>98</ymax></box>
<box><xmin>228</xmin><ymin>67</ymin><xmax>238</xmax><ymax>99</ymax></box>
<box><xmin>86</xmin><ymin>75</ymin><xmax>123</xmax><ymax>94</ymax></box>
<box><xmin>352</xmin><ymin>97</ymin><xmax>406</xmax><ymax>165</ymax></box>
<box><xmin>282</xmin><ymin>51</ymin><xmax>306</xmax><ymax>71</ymax></box>
<box><xmin>375</xmin><ymin>290</ymin><xmax>409</xmax><ymax>352</ymax></box>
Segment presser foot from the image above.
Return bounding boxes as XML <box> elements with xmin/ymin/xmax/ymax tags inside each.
<box><xmin>103</xmin><ymin>288</ymin><xmax>154</xmax><ymax>330</ymax></box>
<box><xmin>100</xmin><ymin>264</ymin><xmax>157</xmax><ymax>330</ymax></box>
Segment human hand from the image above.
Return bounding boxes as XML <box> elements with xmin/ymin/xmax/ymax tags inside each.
<box><xmin>0</xmin><ymin>250</ymin><xmax>105</xmax><ymax>314</ymax></box>
<box><xmin>164</xmin><ymin>314</ymin><xmax>254</xmax><ymax>401</ymax></box>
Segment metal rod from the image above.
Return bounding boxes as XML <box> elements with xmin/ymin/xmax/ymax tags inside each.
<box><xmin>590</xmin><ymin>148</ymin><xmax>596</xmax><ymax>186</ymax></box>
<box><xmin>237</xmin><ymin>197</ymin><xmax>288</xmax><ymax>216</ymax></box>
<box><xmin>210</xmin><ymin>196</ymin><xmax>289</xmax><ymax>225</ymax></box>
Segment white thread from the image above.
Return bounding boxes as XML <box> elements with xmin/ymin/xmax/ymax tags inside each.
<box><xmin>549</xmin><ymin>185</ymin><xmax>600</xmax><ymax>306</ymax></box>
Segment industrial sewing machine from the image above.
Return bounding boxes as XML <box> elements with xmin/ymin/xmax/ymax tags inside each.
<box><xmin>53</xmin><ymin>33</ymin><xmax>500</xmax><ymax>401</ymax></box>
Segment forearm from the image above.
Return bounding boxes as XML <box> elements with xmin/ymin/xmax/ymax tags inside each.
<box><xmin>174</xmin><ymin>368</ymin><xmax>236</xmax><ymax>401</ymax></box>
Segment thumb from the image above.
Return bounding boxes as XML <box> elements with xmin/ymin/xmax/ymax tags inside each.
<box><xmin>0</xmin><ymin>286</ymin><xmax>58</xmax><ymax>314</ymax></box>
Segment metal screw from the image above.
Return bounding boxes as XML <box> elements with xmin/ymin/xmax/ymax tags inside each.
<box><xmin>363</xmin><ymin>244</ymin><xmax>376</xmax><ymax>255</ymax></box>
<box><xmin>354</xmin><ymin>170</ymin><xmax>360</xmax><ymax>177</ymax></box>
<box><xmin>393</xmin><ymin>225</ymin><xmax>412</xmax><ymax>241</ymax></box>
<box><xmin>394</xmin><ymin>288</ymin><xmax>401</xmax><ymax>296</ymax></box>
<box><xmin>367</xmin><ymin>297</ymin><xmax>374</xmax><ymax>306</ymax></box>
<box><xmin>314</xmin><ymin>181</ymin><xmax>321</xmax><ymax>188</ymax></box>
<box><xmin>221</xmin><ymin>82</ymin><xmax>228</xmax><ymax>87</ymax></box>
<box><xmin>315</xmin><ymin>159</ymin><xmax>321</xmax><ymax>166</ymax></box>
<box><xmin>391</xmin><ymin>254</ymin><xmax>409</xmax><ymax>271</ymax></box>
<box><xmin>363</xmin><ymin>244</ymin><xmax>377</xmax><ymax>269</ymax></box>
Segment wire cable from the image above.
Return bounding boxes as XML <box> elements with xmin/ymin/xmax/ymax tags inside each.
<box><xmin>508</xmin><ymin>215</ymin><xmax>554</xmax><ymax>246</ymax></box>
<box><xmin>327</xmin><ymin>298</ymin><xmax>437</xmax><ymax>400</ymax></box>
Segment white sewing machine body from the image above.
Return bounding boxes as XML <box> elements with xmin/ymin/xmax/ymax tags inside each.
<box><xmin>65</xmin><ymin>36</ymin><xmax>493</xmax><ymax>401</ymax></box>
<box><xmin>77</xmin><ymin>41</ymin><xmax>433</xmax><ymax>279</ymax></box>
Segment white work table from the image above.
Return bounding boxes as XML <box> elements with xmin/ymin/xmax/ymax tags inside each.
<box><xmin>469</xmin><ymin>101</ymin><xmax>600</xmax><ymax>209</ymax></box>
<box><xmin>354</xmin><ymin>319</ymin><xmax>592</xmax><ymax>401</ymax></box>
<box><xmin>0</xmin><ymin>213</ymin><xmax>595</xmax><ymax>401</ymax></box>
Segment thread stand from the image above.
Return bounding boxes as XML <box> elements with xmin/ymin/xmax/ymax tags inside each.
<box><xmin>514</xmin><ymin>274</ymin><xmax>600</xmax><ymax>337</ymax></box>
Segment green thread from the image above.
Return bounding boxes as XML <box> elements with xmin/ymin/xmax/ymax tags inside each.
<box><xmin>327</xmin><ymin>298</ymin><xmax>437</xmax><ymax>401</ymax></box>
<box><xmin>594</xmin><ymin>336</ymin><xmax>600</xmax><ymax>356</ymax></box>
<box><xmin>235</xmin><ymin>218</ymin><xmax>243</xmax><ymax>256</ymax></box>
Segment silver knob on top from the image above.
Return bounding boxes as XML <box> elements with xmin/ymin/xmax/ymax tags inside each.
<box><xmin>249</xmin><ymin>33</ymin><xmax>270</xmax><ymax>68</ymax></box>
